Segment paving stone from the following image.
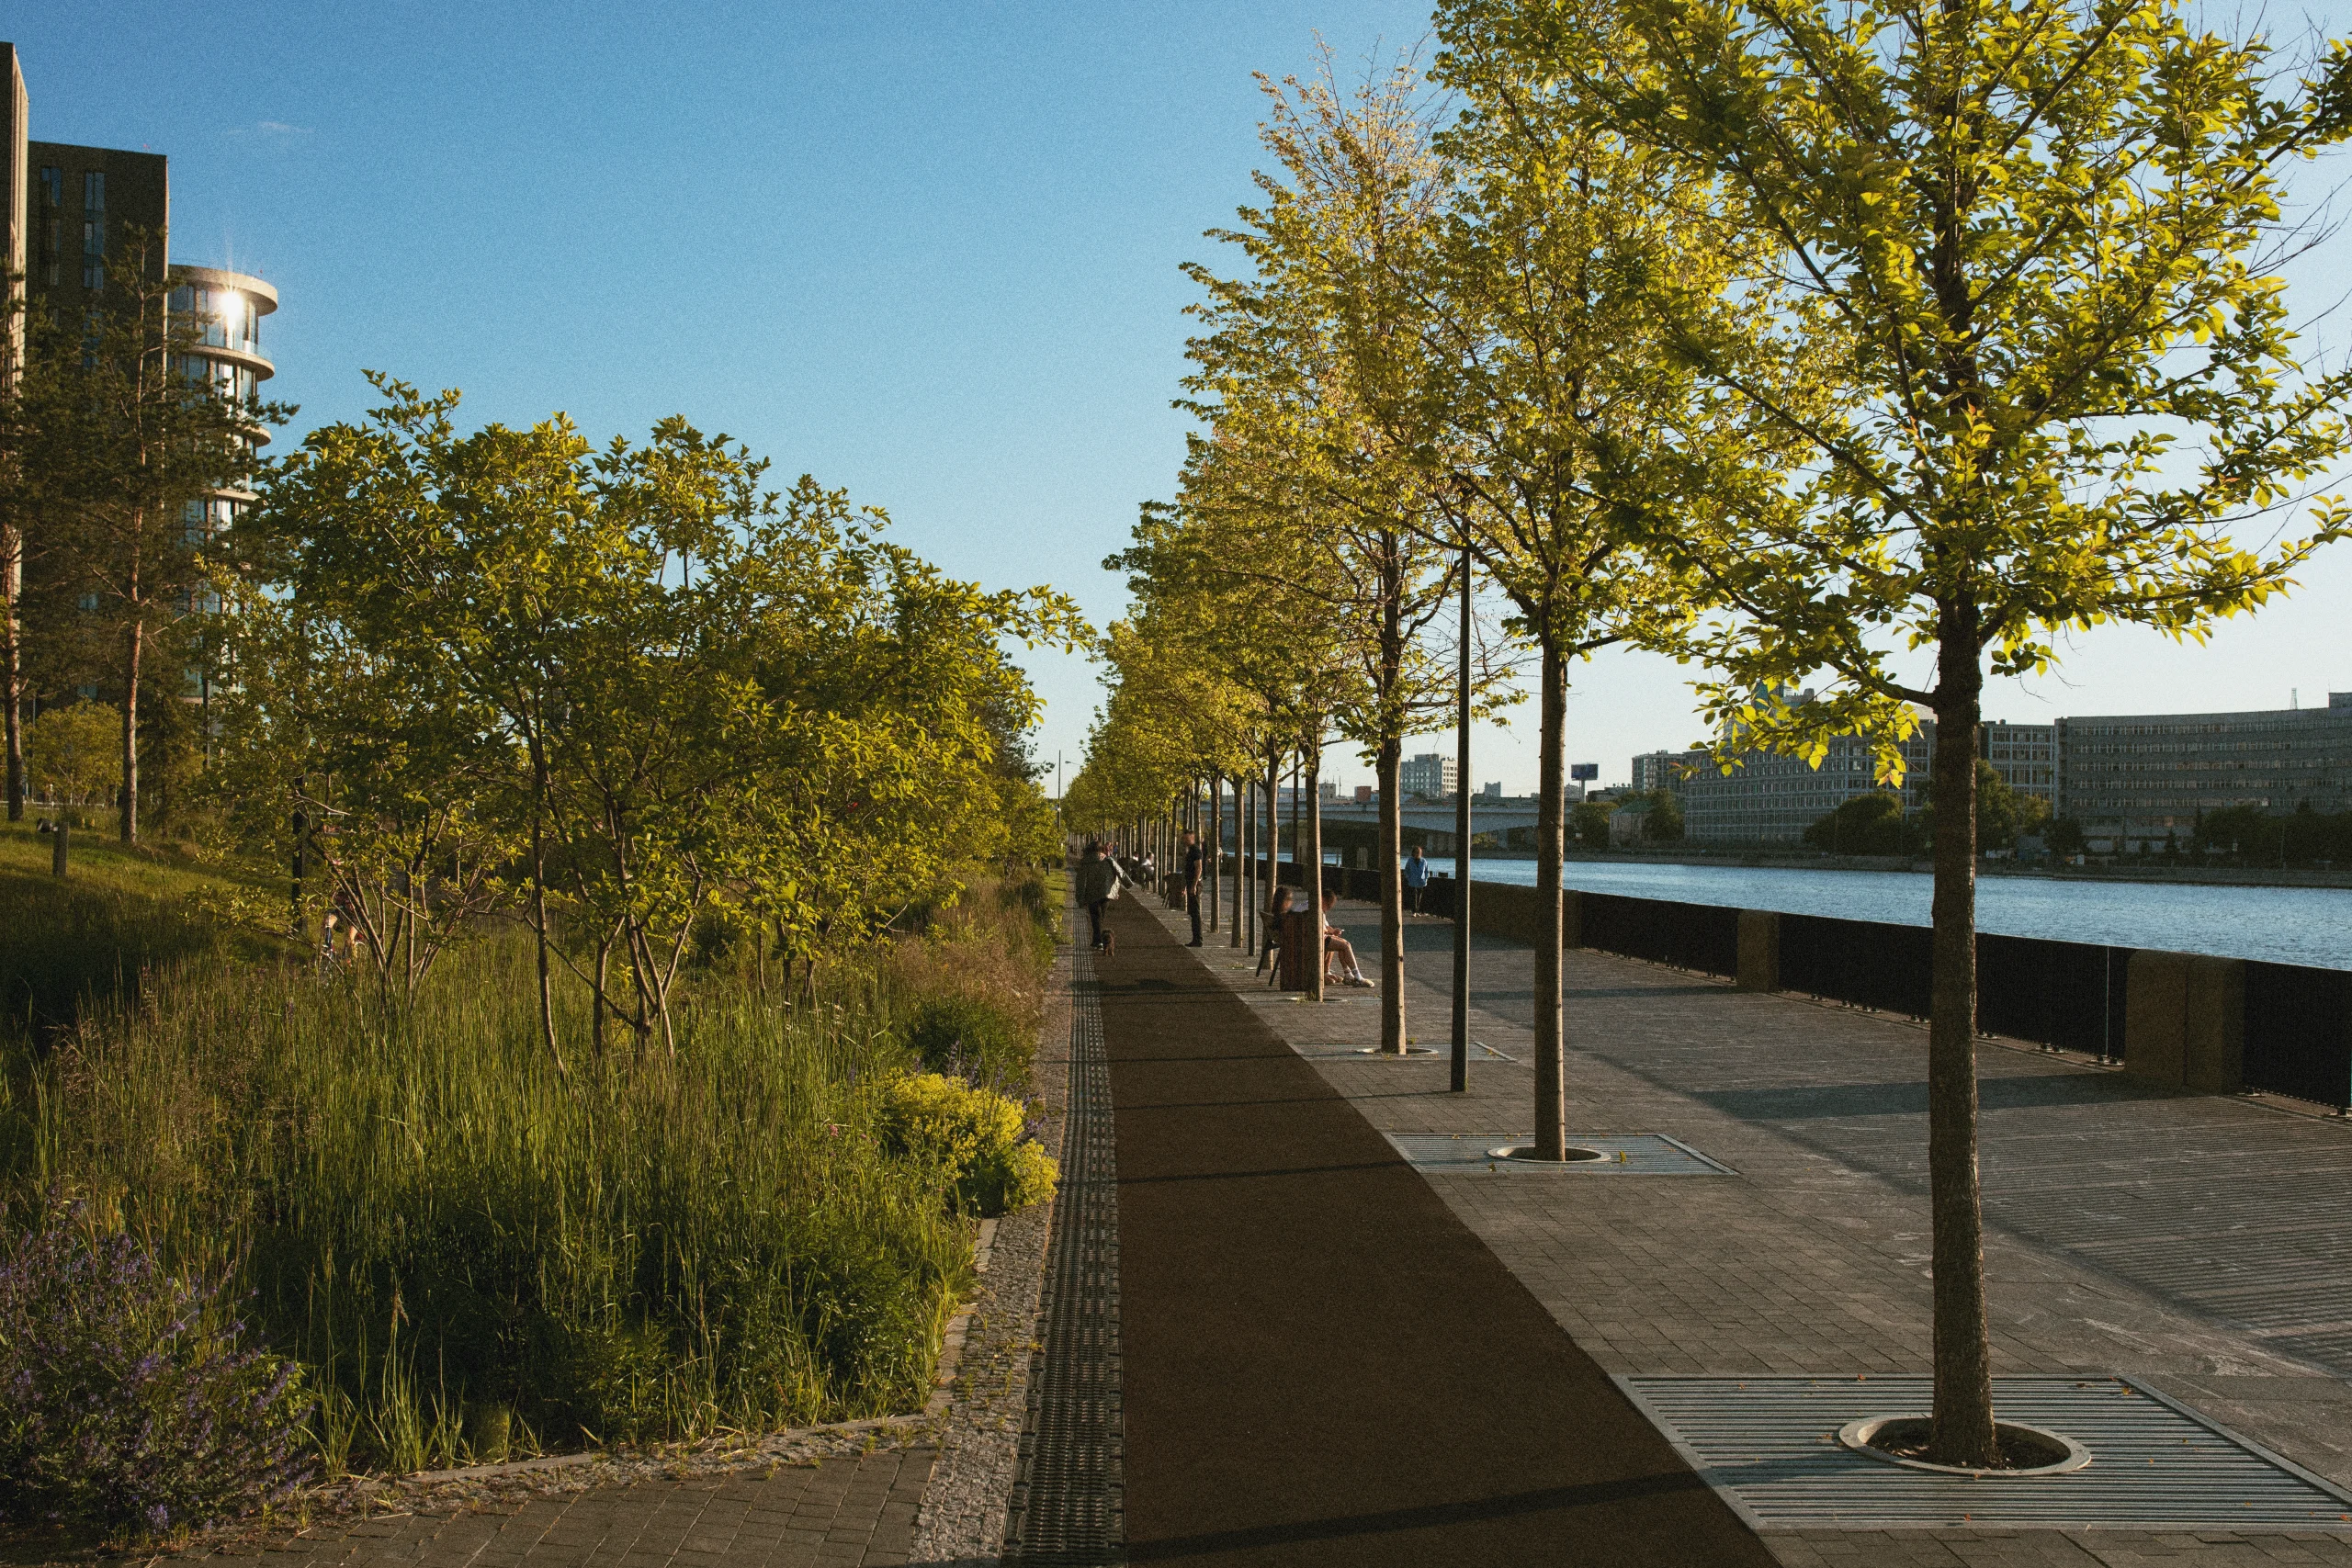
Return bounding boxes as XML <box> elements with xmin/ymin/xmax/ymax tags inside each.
<box><xmin>1145</xmin><ymin>897</ymin><xmax>2352</xmax><ymax>1567</ymax></box>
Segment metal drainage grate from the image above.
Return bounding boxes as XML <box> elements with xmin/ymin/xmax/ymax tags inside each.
<box><xmin>1616</xmin><ymin>1375</ymin><xmax>2352</xmax><ymax>1530</ymax></box>
<box><xmin>1003</xmin><ymin>953</ymin><xmax>1125</xmax><ymax>1565</ymax></box>
<box><xmin>1291</xmin><ymin>1040</ymin><xmax>1514</xmax><ymax>1061</ymax></box>
<box><xmin>1385</xmin><ymin>1132</ymin><xmax>1736</xmax><ymax>1176</ymax></box>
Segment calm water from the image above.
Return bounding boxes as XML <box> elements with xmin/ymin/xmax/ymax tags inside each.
<box><xmin>1392</xmin><ymin>857</ymin><xmax>2352</xmax><ymax>971</ymax></box>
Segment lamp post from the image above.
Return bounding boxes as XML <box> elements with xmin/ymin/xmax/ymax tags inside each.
<box><xmin>1452</xmin><ymin>541</ymin><xmax>1472</xmax><ymax>1094</ymax></box>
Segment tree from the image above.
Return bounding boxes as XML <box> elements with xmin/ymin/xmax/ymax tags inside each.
<box><xmin>1804</xmin><ymin>790</ymin><xmax>1910</xmax><ymax>855</ymax></box>
<box><xmin>1385</xmin><ymin>10</ymin><xmax>1757</xmax><ymax>1158</ymax></box>
<box><xmin>1586</xmin><ymin>0</ymin><xmax>2352</xmax><ymax>1464</ymax></box>
<box><xmin>1570</xmin><ymin>798</ymin><xmax>1612</xmax><ymax>848</ymax></box>
<box><xmin>1179</xmin><ymin>61</ymin><xmax>1482</xmax><ymax>1037</ymax></box>
<box><xmin>253</xmin><ymin>378</ymin><xmax>1080</xmax><ymax>1062</ymax></box>
<box><xmin>21</xmin><ymin>231</ymin><xmax>284</xmax><ymax>841</ymax></box>
<box><xmin>1640</xmin><ymin>788</ymin><xmax>1684</xmax><ymax>842</ymax></box>
<box><xmin>23</xmin><ymin>700</ymin><xmax>116</xmax><ymax>809</ymax></box>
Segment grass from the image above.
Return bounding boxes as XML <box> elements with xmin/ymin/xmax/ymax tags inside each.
<box><xmin>0</xmin><ymin>841</ymin><xmax>1060</xmax><ymax>1479</ymax></box>
<box><xmin>0</xmin><ymin>821</ymin><xmax>290</xmax><ymax>1041</ymax></box>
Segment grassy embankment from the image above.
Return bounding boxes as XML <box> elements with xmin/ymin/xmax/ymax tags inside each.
<box><xmin>0</xmin><ymin>823</ymin><xmax>1058</xmax><ymax>1478</ymax></box>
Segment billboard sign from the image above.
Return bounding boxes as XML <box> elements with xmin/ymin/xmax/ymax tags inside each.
<box><xmin>1569</xmin><ymin>762</ymin><xmax>1600</xmax><ymax>782</ymax></box>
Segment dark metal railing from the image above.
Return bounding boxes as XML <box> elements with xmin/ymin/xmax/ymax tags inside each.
<box><xmin>1250</xmin><ymin>857</ymin><xmax>2349</xmax><ymax>1111</ymax></box>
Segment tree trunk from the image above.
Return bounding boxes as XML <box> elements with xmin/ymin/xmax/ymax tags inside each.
<box><xmin>1377</xmin><ymin>527</ymin><xmax>1407</xmax><ymax>1054</ymax></box>
<box><xmin>1926</xmin><ymin>615</ymin><xmax>1996</xmax><ymax>1467</ymax></box>
<box><xmin>1532</xmin><ymin>640</ymin><xmax>1566</xmax><ymax>1159</ymax></box>
<box><xmin>119</xmin><ymin>616</ymin><xmax>141</xmax><ymax>842</ymax></box>
<box><xmin>527</xmin><ymin>742</ymin><xmax>569</xmax><ymax>1080</ymax></box>
<box><xmin>1376</xmin><ymin>733</ymin><xmax>1405</xmax><ymax>1053</ymax></box>
<box><xmin>2</xmin><ymin>519</ymin><xmax>22</xmax><ymax>821</ymax></box>
<box><xmin>1306</xmin><ymin>738</ymin><xmax>1326</xmax><ymax>1003</ymax></box>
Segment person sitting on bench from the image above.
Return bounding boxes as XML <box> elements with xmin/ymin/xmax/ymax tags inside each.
<box><xmin>1258</xmin><ymin>886</ymin><xmax>1296</xmax><ymax>983</ymax></box>
<box><xmin>1322</xmin><ymin>891</ymin><xmax>1374</xmax><ymax>988</ymax></box>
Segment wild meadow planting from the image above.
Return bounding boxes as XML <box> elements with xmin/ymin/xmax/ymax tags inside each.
<box><xmin>0</xmin><ymin>848</ymin><xmax>1061</xmax><ymax>1529</ymax></box>
<box><xmin>0</xmin><ymin>373</ymin><xmax>1079</xmax><ymax>1537</ymax></box>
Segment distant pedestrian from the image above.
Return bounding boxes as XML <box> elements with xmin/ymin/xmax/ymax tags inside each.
<box><xmin>1403</xmin><ymin>845</ymin><xmax>1431</xmax><ymax>913</ymax></box>
<box><xmin>1076</xmin><ymin>840</ymin><xmax>1120</xmax><ymax>954</ymax></box>
<box><xmin>1181</xmin><ymin>829</ymin><xmax>1204</xmax><ymax>945</ymax></box>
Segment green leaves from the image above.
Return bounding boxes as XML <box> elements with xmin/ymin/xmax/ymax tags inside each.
<box><xmin>223</xmin><ymin>380</ymin><xmax>1072</xmax><ymax>1043</ymax></box>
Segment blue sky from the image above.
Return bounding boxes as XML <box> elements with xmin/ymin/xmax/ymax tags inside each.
<box><xmin>15</xmin><ymin>4</ymin><xmax>2352</xmax><ymax>795</ymax></box>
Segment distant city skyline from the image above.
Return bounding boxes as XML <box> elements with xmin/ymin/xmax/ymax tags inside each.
<box><xmin>17</xmin><ymin>5</ymin><xmax>2351</xmax><ymax>796</ymax></box>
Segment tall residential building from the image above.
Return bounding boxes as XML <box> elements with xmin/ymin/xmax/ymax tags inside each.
<box><xmin>1399</xmin><ymin>750</ymin><xmax>1459</xmax><ymax>799</ymax></box>
<box><xmin>2054</xmin><ymin>695</ymin><xmax>2352</xmax><ymax>852</ymax></box>
<box><xmin>5</xmin><ymin>42</ymin><xmax>283</xmax><ymax>722</ymax></box>
<box><xmin>3</xmin><ymin>47</ymin><xmax>24</xmax><ymax>378</ymax></box>
<box><xmin>27</xmin><ymin>140</ymin><xmax>166</xmax><ymax>306</ymax></box>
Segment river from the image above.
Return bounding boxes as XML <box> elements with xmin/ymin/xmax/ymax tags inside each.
<box><xmin>1330</xmin><ymin>854</ymin><xmax>2352</xmax><ymax>971</ymax></box>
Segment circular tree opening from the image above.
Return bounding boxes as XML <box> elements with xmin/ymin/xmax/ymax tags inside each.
<box><xmin>1486</xmin><ymin>1145</ymin><xmax>1608</xmax><ymax>1163</ymax></box>
<box><xmin>1838</xmin><ymin>1416</ymin><xmax>2090</xmax><ymax>1477</ymax></box>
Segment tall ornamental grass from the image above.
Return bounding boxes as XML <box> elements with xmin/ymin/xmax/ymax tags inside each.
<box><xmin>0</xmin><ymin>872</ymin><xmax>1057</xmax><ymax>1482</ymax></box>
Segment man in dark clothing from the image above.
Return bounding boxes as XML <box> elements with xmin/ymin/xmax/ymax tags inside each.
<box><xmin>1181</xmin><ymin>829</ymin><xmax>1204</xmax><ymax>945</ymax></box>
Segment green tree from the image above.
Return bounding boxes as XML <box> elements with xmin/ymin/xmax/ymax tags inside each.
<box><xmin>21</xmin><ymin>231</ymin><xmax>285</xmax><ymax>841</ymax></box>
<box><xmin>1804</xmin><ymin>791</ymin><xmax>1910</xmax><ymax>855</ymax></box>
<box><xmin>1384</xmin><ymin>11</ymin><xmax>1760</xmax><ymax>1158</ymax></box>
<box><xmin>23</xmin><ymin>700</ymin><xmax>117</xmax><ymax>809</ymax></box>
<box><xmin>1177</xmin><ymin>61</ymin><xmax>1479</xmax><ymax>1034</ymax></box>
<box><xmin>1569</xmin><ymin>798</ymin><xmax>1612</xmax><ymax>848</ymax></box>
<box><xmin>1639</xmin><ymin>787</ymin><xmax>1683</xmax><ymax>842</ymax></box>
<box><xmin>1584</xmin><ymin>0</ymin><xmax>2352</xmax><ymax>1463</ymax></box>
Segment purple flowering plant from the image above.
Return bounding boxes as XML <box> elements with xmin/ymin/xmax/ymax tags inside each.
<box><xmin>0</xmin><ymin>1201</ymin><xmax>315</xmax><ymax>1541</ymax></box>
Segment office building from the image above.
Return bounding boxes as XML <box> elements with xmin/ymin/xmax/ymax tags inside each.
<box><xmin>2054</xmin><ymin>695</ymin><xmax>2352</xmax><ymax>852</ymax></box>
<box><xmin>1669</xmin><ymin>699</ymin><xmax>2055</xmax><ymax>846</ymax></box>
<box><xmin>1399</xmin><ymin>750</ymin><xmax>1459</xmax><ymax>800</ymax></box>
<box><xmin>1632</xmin><ymin>749</ymin><xmax>1693</xmax><ymax>795</ymax></box>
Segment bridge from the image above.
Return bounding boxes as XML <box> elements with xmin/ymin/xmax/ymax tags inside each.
<box><xmin>1223</xmin><ymin>795</ymin><xmax>1592</xmax><ymax>851</ymax></box>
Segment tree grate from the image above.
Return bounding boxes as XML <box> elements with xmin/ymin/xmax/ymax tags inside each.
<box><xmin>1617</xmin><ymin>1375</ymin><xmax>2352</xmax><ymax>1530</ymax></box>
<box><xmin>1003</xmin><ymin>953</ymin><xmax>1125</xmax><ymax>1564</ymax></box>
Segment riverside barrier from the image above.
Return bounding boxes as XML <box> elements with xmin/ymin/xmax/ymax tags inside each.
<box><xmin>1258</xmin><ymin>856</ymin><xmax>2352</xmax><ymax>1111</ymax></box>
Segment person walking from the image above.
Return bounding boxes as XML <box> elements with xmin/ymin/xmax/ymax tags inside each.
<box><xmin>1403</xmin><ymin>844</ymin><xmax>1431</xmax><ymax>915</ymax></box>
<box><xmin>1181</xmin><ymin>829</ymin><xmax>1204</xmax><ymax>945</ymax></box>
<box><xmin>1077</xmin><ymin>840</ymin><xmax>1120</xmax><ymax>955</ymax></box>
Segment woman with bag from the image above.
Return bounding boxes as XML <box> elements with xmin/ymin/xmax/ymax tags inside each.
<box><xmin>1076</xmin><ymin>840</ymin><xmax>1121</xmax><ymax>954</ymax></box>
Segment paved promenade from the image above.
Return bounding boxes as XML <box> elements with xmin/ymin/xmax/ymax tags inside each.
<box><xmin>1095</xmin><ymin>897</ymin><xmax>1773</xmax><ymax>1566</ymax></box>
<box><xmin>1132</xmin><ymin>890</ymin><xmax>2352</xmax><ymax>1566</ymax></box>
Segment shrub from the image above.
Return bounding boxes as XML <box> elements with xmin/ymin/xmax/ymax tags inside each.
<box><xmin>0</xmin><ymin>1202</ymin><xmax>312</xmax><ymax>1540</ymax></box>
<box><xmin>903</xmin><ymin>994</ymin><xmax>1030</xmax><ymax>1090</ymax></box>
<box><xmin>876</xmin><ymin>1073</ymin><xmax>1058</xmax><ymax>1217</ymax></box>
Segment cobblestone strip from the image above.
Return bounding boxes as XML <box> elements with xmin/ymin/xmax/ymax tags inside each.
<box><xmin>180</xmin><ymin>1448</ymin><xmax>937</xmax><ymax>1568</ymax></box>
<box><xmin>1000</xmin><ymin>949</ymin><xmax>1123</xmax><ymax>1566</ymax></box>
<box><xmin>904</xmin><ymin>911</ymin><xmax>1072</xmax><ymax>1565</ymax></box>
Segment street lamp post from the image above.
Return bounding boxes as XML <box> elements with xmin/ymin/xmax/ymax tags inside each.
<box><xmin>1452</xmin><ymin>541</ymin><xmax>1472</xmax><ymax>1094</ymax></box>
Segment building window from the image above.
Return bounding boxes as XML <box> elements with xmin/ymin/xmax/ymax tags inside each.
<box><xmin>39</xmin><ymin>166</ymin><xmax>61</xmax><ymax>208</ymax></box>
<box><xmin>84</xmin><ymin>171</ymin><xmax>105</xmax><ymax>213</ymax></box>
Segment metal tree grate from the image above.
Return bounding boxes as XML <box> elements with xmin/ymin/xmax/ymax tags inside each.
<box><xmin>1385</xmin><ymin>1132</ymin><xmax>1738</xmax><ymax>1176</ymax></box>
<box><xmin>1003</xmin><ymin>953</ymin><xmax>1125</xmax><ymax>1565</ymax></box>
<box><xmin>1617</xmin><ymin>1375</ymin><xmax>2352</xmax><ymax>1530</ymax></box>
